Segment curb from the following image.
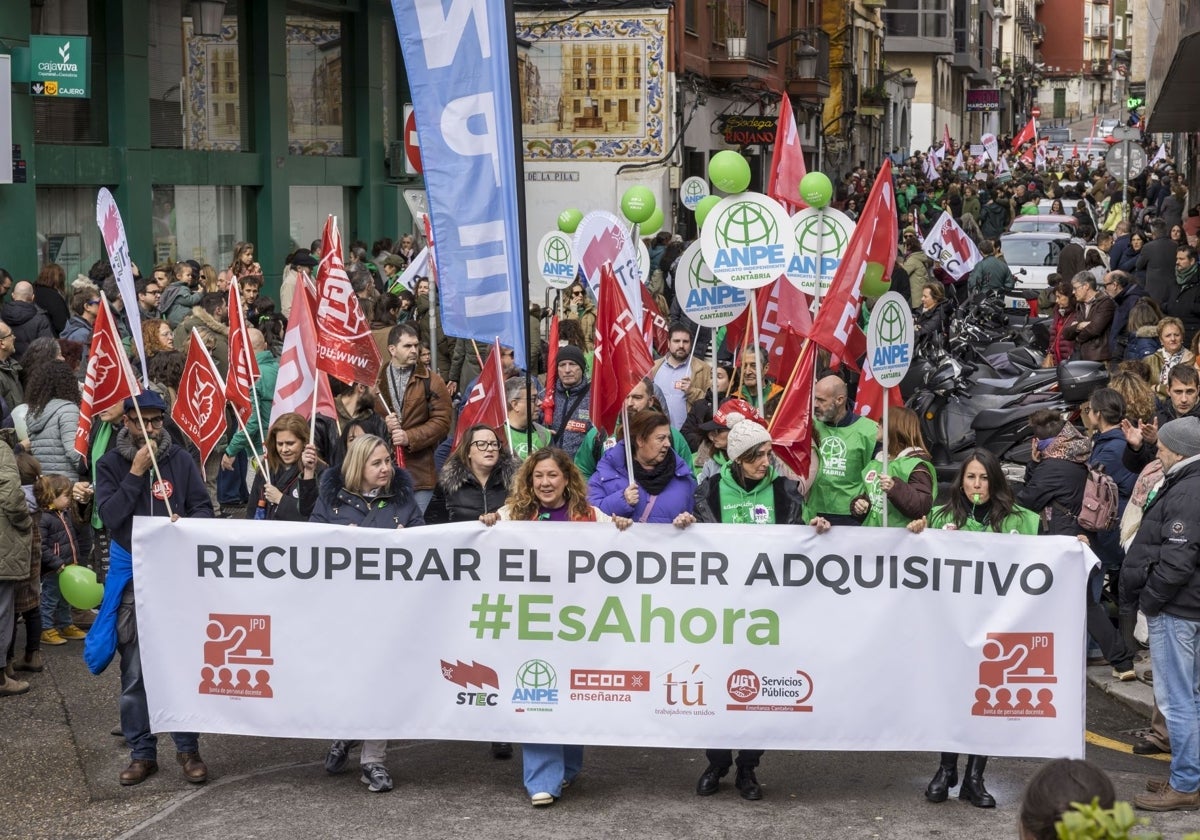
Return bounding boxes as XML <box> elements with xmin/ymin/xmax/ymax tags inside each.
<box><xmin>1086</xmin><ymin>660</ymin><xmax>1154</xmax><ymax>719</ymax></box>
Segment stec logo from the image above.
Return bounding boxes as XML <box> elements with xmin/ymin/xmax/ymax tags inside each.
<box><xmin>440</xmin><ymin>659</ymin><xmax>499</xmax><ymax>708</ymax></box>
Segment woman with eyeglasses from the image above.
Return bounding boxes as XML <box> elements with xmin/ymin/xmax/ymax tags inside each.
<box><xmin>587</xmin><ymin>410</ymin><xmax>695</xmax><ymax>523</ymax></box>
<box><xmin>907</xmin><ymin>448</ymin><xmax>1040</xmax><ymax>809</ymax></box>
<box><xmin>479</xmin><ymin>447</ymin><xmax>631</xmax><ymax>807</ymax></box>
<box><xmin>675</xmin><ymin>413</ymin><xmax>815</xmax><ymax>802</ymax></box>
<box><xmin>561</xmin><ymin>282</ymin><xmax>597</xmax><ymax>352</ymax></box>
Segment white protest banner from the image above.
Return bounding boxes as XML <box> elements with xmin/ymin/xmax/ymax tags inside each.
<box><xmin>677</xmin><ymin>241</ymin><xmax>749</xmax><ymax>327</ymax></box>
<box><xmin>536</xmin><ymin>230</ymin><xmax>576</xmax><ymax>289</ymax></box>
<box><xmin>785</xmin><ymin>207</ymin><xmax>856</xmax><ymax>295</ymax></box>
<box><xmin>865</xmin><ymin>292</ymin><xmax>914</xmax><ymax>389</ymax></box>
<box><xmin>922</xmin><ymin>211</ymin><xmax>983</xmax><ymax>280</ymax></box>
<box><xmin>573</xmin><ymin>210</ymin><xmax>644</xmax><ymax>324</ymax></box>
<box><xmin>680</xmin><ymin>176</ymin><xmax>710</xmax><ymax>211</ymax></box>
<box><xmin>134</xmin><ymin>518</ymin><xmax>1092</xmax><ymax>757</ymax></box>
<box><xmin>700</xmin><ymin>193</ymin><xmax>795</xmax><ymax>290</ymax></box>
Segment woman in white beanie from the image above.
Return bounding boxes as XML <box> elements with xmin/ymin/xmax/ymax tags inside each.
<box><xmin>673</xmin><ymin>414</ymin><xmax>828</xmax><ymax>800</ymax></box>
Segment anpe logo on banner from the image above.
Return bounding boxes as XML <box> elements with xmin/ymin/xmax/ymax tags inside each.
<box><xmin>655</xmin><ymin>661</ymin><xmax>714</xmax><ymax>717</ymax></box>
<box><xmin>200</xmin><ymin>614</ymin><xmax>274</xmax><ymax>699</ymax></box>
<box><xmin>973</xmin><ymin>632</ymin><xmax>1057</xmax><ymax>718</ymax></box>
<box><xmin>441</xmin><ymin>659</ymin><xmax>500</xmax><ymax>708</ymax></box>
<box><xmin>700</xmin><ymin>194</ymin><xmax>795</xmax><ymax>290</ymax></box>
<box><xmin>786</xmin><ymin>207</ymin><xmax>855</xmax><ymax>295</ymax></box>
<box><xmin>512</xmin><ymin>659</ymin><xmax>558</xmax><ymax>709</ymax></box>
<box><xmin>725</xmin><ymin>669</ymin><xmax>814</xmax><ymax>712</ymax></box>
<box><xmin>569</xmin><ymin>668</ymin><xmax>651</xmax><ymax>703</ymax></box>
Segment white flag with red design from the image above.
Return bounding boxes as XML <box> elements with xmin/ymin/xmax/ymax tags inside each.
<box><xmin>75</xmin><ymin>296</ymin><xmax>142</xmax><ymax>460</ymax></box>
<box><xmin>453</xmin><ymin>339</ymin><xmax>508</xmax><ymax>447</ymax></box>
<box><xmin>921</xmin><ymin>211</ymin><xmax>983</xmax><ymax>280</ymax></box>
<box><xmin>270</xmin><ymin>279</ymin><xmax>336</xmax><ymax>426</ymax></box>
<box><xmin>96</xmin><ymin>189</ymin><xmax>149</xmax><ymax>386</ymax></box>
<box><xmin>225</xmin><ymin>281</ymin><xmax>260</xmax><ymax>423</ymax></box>
<box><xmin>174</xmin><ymin>330</ymin><xmax>229</xmax><ymax>464</ymax></box>
<box><xmin>314</xmin><ymin>215</ymin><xmax>382</xmax><ymax>387</ymax></box>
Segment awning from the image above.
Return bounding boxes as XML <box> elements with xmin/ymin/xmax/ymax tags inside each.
<box><xmin>1146</xmin><ymin>30</ymin><xmax>1200</xmax><ymax>132</ymax></box>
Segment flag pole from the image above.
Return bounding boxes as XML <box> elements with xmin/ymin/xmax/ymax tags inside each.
<box><xmin>309</xmin><ymin>374</ymin><xmax>319</xmax><ymax>444</ymax></box>
<box><xmin>621</xmin><ymin>404</ymin><xmax>634</xmax><ymax>482</ymax></box>
<box><xmin>881</xmin><ymin>392</ymin><xmax>890</xmax><ymax>528</ymax></box>
<box><xmin>232</xmin><ymin>280</ymin><xmax>270</xmax><ymax>468</ymax></box>
<box><xmin>749</xmin><ymin>289</ymin><xmax>764</xmax><ymax>416</ymax></box>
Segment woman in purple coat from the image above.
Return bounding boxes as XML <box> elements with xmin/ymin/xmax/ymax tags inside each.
<box><xmin>587</xmin><ymin>410</ymin><xmax>695</xmax><ymax>522</ymax></box>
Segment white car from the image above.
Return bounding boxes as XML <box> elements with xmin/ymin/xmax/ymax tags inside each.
<box><xmin>1098</xmin><ymin>118</ymin><xmax>1119</xmax><ymax>138</ymax></box>
<box><xmin>998</xmin><ymin>232</ymin><xmax>1072</xmax><ymax>310</ymax></box>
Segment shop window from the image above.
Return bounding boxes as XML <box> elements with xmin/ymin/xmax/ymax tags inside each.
<box><xmin>286</xmin><ymin>9</ymin><xmax>346</xmax><ymax>156</ymax></box>
<box><xmin>31</xmin><ymin>0</ymin><xmax>107</xmax><ymax>145</ymax></box>
<box><xmin>151</xmin><ymin>185</ymin><xmax>246</xmax><ymax>270</ymax></box>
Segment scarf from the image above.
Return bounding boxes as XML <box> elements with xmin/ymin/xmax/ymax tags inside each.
<box><xmin>633</xmin><ymin>452</ymin><xmax>676</xmax><ymax>496</ymax></box>
<box><xmin>1176</xmin><ymin>261</ymin><xmax>1198</xmax><ymax>287</ymax></box>
<box><xmin>1158</xmin><ymin>347</ymin><xmax>1186</xmax><ymax>387</ymax></box>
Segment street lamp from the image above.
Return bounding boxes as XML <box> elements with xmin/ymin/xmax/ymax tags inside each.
<box><xmin>794</xmin><ymin>42</ymin><xmax>819</xmax><ymax>79</ymax></box>
<box><xmin>188</xmin><ymin>0</ymin><xmax>228</xmax><ymax>37</ymax></box>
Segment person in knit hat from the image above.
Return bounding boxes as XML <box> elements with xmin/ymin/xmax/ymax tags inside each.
<box><xmin>1120</xmin><ymin>415</ymin><xmax>1200</xmax><ymax>812</ymax></box>
<box><xmin>674</xmin><ymin>412</ymin><xmax>828</xmax><ymax>801</ymax></box>
<box><xmin>549</xmin><ymin>344</ymin><xmax>592</xmax><ymax>458</ymax></box>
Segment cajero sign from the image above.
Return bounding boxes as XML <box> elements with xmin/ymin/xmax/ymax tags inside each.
<box><xmin>30</xmin><ymin>35</ymin><xmax>90</xmax><ymax>98</ymax></box>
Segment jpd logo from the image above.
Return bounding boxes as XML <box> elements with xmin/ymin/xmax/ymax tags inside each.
<box><xmin>200</xmin><ymin>614</ymin><xmax>274</xmax><ymax>698</ymax></box>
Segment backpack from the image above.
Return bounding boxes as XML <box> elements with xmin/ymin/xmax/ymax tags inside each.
<box><xmin>1077</xmin><ymin>463</ymin><xmax>1119</xmax><ymax>532</ymax></box>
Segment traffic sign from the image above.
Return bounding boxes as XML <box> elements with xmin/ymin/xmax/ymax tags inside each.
<box><xmin>1030</xmin><ymin>106</ymin><xmax>1041</xmax><ymax>118</ymax></box>
<box><xmin>403</xmin><ymin>104</ymin><xmax>422</xmax><ymax>176</ymax></box>
<box><xmin>1110</xmin><ymin>125</ymin><xmax>1141</xmax><ymax>141</ymax></box>
<box><xmin>1104</xmin><ymin>143</ymin><xmax>1147</xmax><ymax>182</ymax></box>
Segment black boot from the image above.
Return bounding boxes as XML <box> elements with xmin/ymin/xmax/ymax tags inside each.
<box><xmin>734</xmin><ymin>767</ymin><xmax>763</xmax><ymax>800</ymax></box>
<box><xmin>924</xmin><ymin>753</ymin><xmax>958</xmax><ymax>803</ymax></box>
<box><xmin>958</xmin><ymin>754</ymin><xmax>996</xmax><ymax>808</ymax></box>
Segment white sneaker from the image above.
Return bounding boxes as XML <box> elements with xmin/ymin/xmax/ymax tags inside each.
<box><xmin>360</xmin><ymin>763</ymin><xmax>393</xmax><ymax>793</ymax></box>
<box><xmin>531</xmin><ymin>791</ymin><xmax>556</xmax><ymax>807</ymax></box>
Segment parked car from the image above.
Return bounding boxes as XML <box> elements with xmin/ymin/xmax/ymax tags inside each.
<box><xmin>1041</xmin><ymin>127</ymin><xmax>1072</xmax><ymax>146</ymax></box>
<box><xmin>1098</xmin><ymin>118</ymin><xmax>1119</xmax><ymax>138</ymax></box>
<box><xmin>1009</xmin><ymin>214</ymin><xmax>1079</xmax><ymax>234</ymax></box>
<box><xmin>999</xmin><ymin>232</ymin><xmax>1071</xmax><ymax>309</ymax></box>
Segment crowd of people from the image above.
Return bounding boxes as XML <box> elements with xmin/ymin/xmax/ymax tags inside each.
<box><xmin>0</xmin><ymin>137</ymin><xmax>1197</xmax><ymax>823</ymax></box>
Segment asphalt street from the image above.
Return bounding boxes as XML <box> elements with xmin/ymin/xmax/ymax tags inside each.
<box><xmin>4</xmin><ymin>626</ymin><xmax>1198</xmax><ymax>840</ymax></box>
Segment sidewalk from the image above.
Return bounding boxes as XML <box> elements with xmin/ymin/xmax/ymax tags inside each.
<box><xmin>1086</xmin><ymin>654</ymin><xmax>1154</xmax><ymax>719</ymax></box>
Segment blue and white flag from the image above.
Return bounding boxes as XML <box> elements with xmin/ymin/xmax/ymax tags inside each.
<box><xmin>391</xmin><ymin>0</ymin><xmax>527</xmax><ymax>368</ymax></box>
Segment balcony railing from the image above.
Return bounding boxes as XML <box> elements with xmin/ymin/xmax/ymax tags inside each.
<box><xmin>1089</xmin><ymin>23</ymin><xmax>1109</xmax><ymax>38</ymax></box>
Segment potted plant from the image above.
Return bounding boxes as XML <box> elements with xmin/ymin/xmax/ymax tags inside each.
<box><xmin>725</xmin><ymin>17</ymin><xmax>746</xmax><ymax>59</ymax></box>
<box><xmin>859</xmin><ymin>83</ymin><xmax>888</xmax><ymax>115</ymax></box>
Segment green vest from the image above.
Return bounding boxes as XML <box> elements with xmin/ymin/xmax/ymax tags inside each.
<box><xmin>928</xmin><ymin>503</ymin><xmax>1040</xmax><ymax>535</ymax></box>
<box><xmin>861</xmin><ymin>454</ymin><xmax>936</xmax><ymax>528</ymax></box>
<box><xmin>717</xmin><ymin>463</ymin><xmax>778</xmax><ymax>524</ymax></box>
<box><xmin>805</xmin><ymin>416</ymin><xmax>879</xmax><ymax>519</ymax></box>
<box><xmin>574</xmin><ymin>426</ymin><xmax>694</xmax><ymax>479</ymax></box>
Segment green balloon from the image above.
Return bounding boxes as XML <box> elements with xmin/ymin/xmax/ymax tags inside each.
<box><xmin>694</xmin><ymin>195</ymin><xmax>721</xmax><ymax>229</ymax></box>
<box><xmin>59</xmin><ymin>565</ymin><xmax>104</xmax><ymax>610</ymax></box>
<box><xmin>620</xmin><ymin>186</ymin><xmax>656</xmax><ymax>224</ymax></box>
<box><xmin>799</xmin><ymin>172</ymin><xmax>833</xmax><ymax>209</ymax></box>
<box><xmin>861</xmin><ymin>262</ymin><xmax>891</xmax><ymax>298</ymax></box>
<box><xmin>557</xmin><ymin>208</ymin><xmax>583</xmax><ymax>234</ymax></box>
<box><xmin>641</xmin><ymin>207</ymin><xmax>664</xmax><ymax>236</ymax></box>
<box><xmin>708</xmin><ymin>150</ymin><xmax>752</xmax><ymax>194</ymax></box>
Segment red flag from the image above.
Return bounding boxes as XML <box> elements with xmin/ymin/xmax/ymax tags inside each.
<box><xmin>767</xmin><ymin>326</ymin><xmax>806</xmax><ymax>383</ymax></box>
<box><xmin>809</xmin><ymin>159</ymin><xmax>897</xmax><ymax>364</ymax></box>
<box><xmin>454</xmin><ymin>339</ymin><xmax>508</xmax><ymax>447</ymax></box>
<box><xmin>75</xmin><ymin>296</ymin><xmax>141</xmax><ymax>460</ymax></box>
<box><xmin>767</xmin><ymin>339</ymin><xmax>818</xmax><ymax>477</ymax></box>
<box><xmin>767</xmin><ymin>94</ymin><xmax>808</xmax><ymax>213</ymax></box>
<box><xmin>314</xmin><ymin>215</ymin><xmax>383</xmax><ymax>386</ymax></box>
<box><xmin>942</xmin><ymin>124</ymin><xmax>953</xmax><ymax>152</ymax></box>
<box><xmin>639</xmin><ymin>283</ymin><xmax>669</xmax><ymax>355</ymax></box>
<box><xmin>540</xmin><ymin>313</ymin><xmax>560</xmax><ymax>425</ymax></box>
<box><xmin>853</xmin><ymin>359</ymin><xmax>904</xmax><ymax>423</ymax></box>
<box><xmin>724</xmin><ymin>277</ymin><xmax>812</xmax><ymax>361</ymax></box>
<box><xmin>271</xmin><ymin>278</ymin><xmax>336</xmax><ymax>426</ymax></box>
<box><xmin>173</xmin><ymin>330</ymin><xmax>229</xmax><ymax>464</ymax></box>
<box><xmin>1011</xmin><ymin>118</ymin><xmax>1036</xmax><ymax>150</ymax></box>
<box><xmin>590</xmin><ymin>263</ymin><xmax>654</xmax><ymax>436</ymax></box>
<box><xmin>226</xmin><ymin>281</ymin><xmax>260</xmax><ymax>423</ymax></box>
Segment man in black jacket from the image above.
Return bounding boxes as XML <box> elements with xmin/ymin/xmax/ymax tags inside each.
<box><xmin>1165</xmin><ymin>245</ymin><xmax>1200</xmax><ymax>344</ymax></box>
<box><xmin>1120</xmin><ymin>417</ymin><xmax>1200</xmax><ymax>812</ymax></box>
<box><xmin>1138</xmin><ymin>220</ymin><xmax>1181</xmax><ymax>305</ymax></box>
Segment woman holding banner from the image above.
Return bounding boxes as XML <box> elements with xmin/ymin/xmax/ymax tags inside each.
<box><xmin>479</xmin><ymin>447</ymin><xmax>631</xmax><ymax>806</ymax></box>
<box><xmin>310</xmin><ymin>434</ymin><xmax>424</xmax><ymax>794</ymax></box>
<box><xmin>908</xmin><ymin>448</ymin><xmax>1040</xmax><ymax>808</ymax></box>
<box><xmin>246</xmin><ymin>413</ymin><xmax>322</xmax><ymax>522</ymax></box>
<box><xmin>850</xmin><ymin>406</ymin><xmax>935</xmax><ymax>528</ymax></box>
<box><xmin>675</xmin><ymin>414</ymin><xmax>815</xmax><ymax>800</ymax></box>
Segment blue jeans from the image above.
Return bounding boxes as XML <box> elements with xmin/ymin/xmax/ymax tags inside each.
<box><xmin>522</xmin><ymin>743</ymin><xmax>583</xmax><ymax>797</ymax></box>
<box><xmin>40</xmin><ymin>572</ymin><xmax>71</xmax><ymax>631</ymax></box>
<box><xmin>118</xmin><ymin>589</ymin><xmax>198</xmax><ymax>761</ymax></box>
<box><xmin>1147</xmin><ymin>612</ymin><xmax>1200</xmax><ymax>794</ymax></box>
